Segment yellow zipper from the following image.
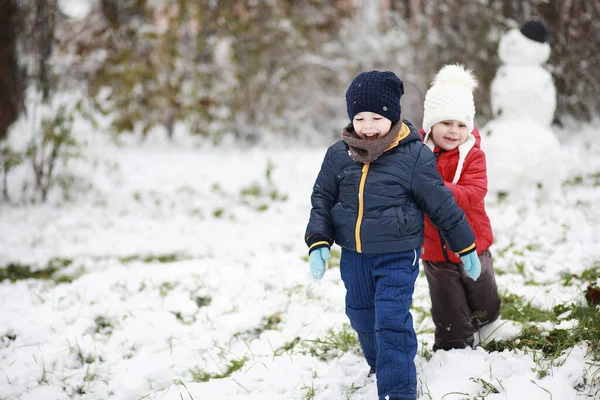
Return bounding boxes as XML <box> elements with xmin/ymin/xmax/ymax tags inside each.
<box><xmin>355</xmin><ymin>163</ymin><xmax>370</xmax><ymax>253</ymax></box>
<box><xmin>352</xmin><ymin>123</ymin><xmax>408</xmax><ymax>253</ymax></box>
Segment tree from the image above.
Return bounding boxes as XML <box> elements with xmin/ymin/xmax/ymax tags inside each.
<box><xmin>0</xmin><ymin>0</ymin><xmax>23</xmax><ymax>140</ymax></box>
<box><xmin>35</xmin><ymin>0</ymin><xmax>55</xmax><ymax>100</ymax></box>
<box><xmin>393</xmin><ymin>0</ymin><xmax>600</xmax><ymax>123</ymax></box>
<box><xmin>538</xmin><ymin>0</ymin><xmax>600</xmax><ymax>121</ymax></box>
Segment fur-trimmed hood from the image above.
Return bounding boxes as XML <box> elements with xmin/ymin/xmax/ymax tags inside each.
<box><xmin>422</xmin><ymin>127</ymin><xmax>481</xmax><ymax>184</ymax></box>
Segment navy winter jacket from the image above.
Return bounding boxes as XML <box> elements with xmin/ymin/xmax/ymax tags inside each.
<box><xmin>305</xmin><ymin>120</ymin><xmax>475</xmax><ymax>255</ymax></box>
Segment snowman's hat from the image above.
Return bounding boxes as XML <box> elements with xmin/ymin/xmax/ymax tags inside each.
<box><xmin>520</xmin><ymin>19</ymin><xmax>548</xmax><ymax>43</ymax></box>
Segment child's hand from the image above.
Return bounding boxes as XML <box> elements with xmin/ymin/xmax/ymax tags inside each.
<box><xmin>309</xmin><ymin>247</ymin><xmax>330</xmax><ymax>280</ymax></box>
<box><xmin>460</xmin><ymin>252</ymin><xmax>481</xmax><ymax>281</ymax></box>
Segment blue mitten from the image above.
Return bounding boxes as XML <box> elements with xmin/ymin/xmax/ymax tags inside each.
<box><xmin>309</xmin><ymin>247</ymin><xmax>330</xmax><ymax>280</ymax></box>
<box><xmin>460</xmin><ymin>251</ymin><xmax>481</xmax><ymax>281</ymax></box>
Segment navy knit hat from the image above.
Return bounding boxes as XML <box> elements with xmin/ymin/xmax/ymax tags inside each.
<box><xmin>520</xmin><ymin>19</ymin><xmax>548</xmax><ymax>43</ymax></box>
<box><xmin>345</xmin><ymin>70</ymin><xmax>404</xmax><ymax>122</ymax></box>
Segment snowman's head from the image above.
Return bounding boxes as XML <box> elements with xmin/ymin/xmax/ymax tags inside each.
<box><xmin>498</xmin><ymin>27</ymin><xmax>551</xmax><ymax>66</ymax></box>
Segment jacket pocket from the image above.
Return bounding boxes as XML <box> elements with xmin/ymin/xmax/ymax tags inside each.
<box><xmin>330</xmin><ymin>202</ymin><xmax>352</xmax><ymax>245</ymax></box>
<box><xmin>395</xmin><ymin>206</ymin><xmax>407</xmax><ymax>236</ymax></box>
<box><xmin>330</xmin><ymin>202</ymin><xmax>345</xmax><ymax>224</ymax></box>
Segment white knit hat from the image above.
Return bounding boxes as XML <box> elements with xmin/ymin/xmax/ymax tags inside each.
<box><xmin>422</xmin><ymin>64</ymin><xmax>477</xmax><ymax>135</ymax></box>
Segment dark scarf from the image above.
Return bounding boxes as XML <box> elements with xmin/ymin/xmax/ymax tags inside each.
<box><xmin>340</xmin><ymin>120</ymin><xmax>404</xmax><ymax>164</ymax></box>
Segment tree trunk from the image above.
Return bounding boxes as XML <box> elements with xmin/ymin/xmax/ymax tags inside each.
<box><xmin>36</xmin><ymin>0</ymin><xmax>55</xmax><ymax>100</ymax></box>
<box><xmin>0</xmin><ymin>0</ymin><xmax>22</xmax><ymax>140</ymax></box>
<box><xmin>101</xmin><ymin>0</ymin><xmax>120</xmax><ymax>29</ymax></box>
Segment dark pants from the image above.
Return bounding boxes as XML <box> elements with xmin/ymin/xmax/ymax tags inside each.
<box><xmin>340</xmin><ymin>248</ymin><xmax>420</xmax><ymax>400</ymax></box>
<box><xmin>422</xmin><ymin>249</ymin><xmax>501</xmax><ymax>351</ymax></box>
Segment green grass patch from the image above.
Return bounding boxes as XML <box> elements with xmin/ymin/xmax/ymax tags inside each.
<box><xmin>499</xmin><ymin>292</ymin><xmax>556</xmax><ymax>323</ymax></box>
<box><xmin>525</xmin><ymin>243</ymin><xmax>542</xmax><ymax>252</ymax></box>
<box><xmin>303</xmin><ymin>324</ymin><xmax>361</xmax><ymax>362</ymax></box>
<box><xmin>190</xmin><ymin>356</ymin><xmax>248</xmax><ymax>382</ymax></box>
<box><xmin>328</xmin><ymin>247</ymin><xmax>341</xmax><ymax>268</ymax></box>
<box><xmin>234</xmin><ymin>312</ymin><xmax>283</xmax><ymax>341</ymax></box>
<box><xmin>73</xmin><ymin>344</ymin><xmax>98</xmax><ymax>366</ymax></box>
<box><xmin>171</xmin><ymin>311</ymin><xmax>195</xmax><ymax>325</ymax></box>
<box><xmin>239</xmin><ymin>170</ymin><xmax>288</xmax><ymax>212</ymax></box>
<box><xmin>278</xmin><ymin>336</ymin><xmax>302</xmax><ymax>355</ymax></box>
<box><xmin>301</xmin><ymin>381</ymin><xmax>316</xmax><ymax>400</ymax></box>
<box><xmin>514</xmin><ymin>261</ymin><xmax>526</xmax><ymax>275</ymax></box>
<box><xmin>0</xmin><ymin>257</ymin><xmax>78</xmax><ymax>283</ymax></box>
<box><xmin>2</xmin><ymin>253</ymin><xmax>193</xmax><ymax>283</ymax></box>
<box><xmin>194</xmin><ymin>296</ymin><xmax>211</xmax><ymax>308</ymax></box>
<box><xmin>581</xmin><ymin>263</ymin><xmax>600</xmax><ymax>282</ymax></box>
<box><xmin>274</xmin><ymin>324</ymin><xmax>362</xmax><ymax>362</ymax></box>
<box><xmin>93</xmin><ymin>316</ymin><xmax>114</xmax><ymax>335</ymax></box>
<box><xmin>561</xmin><ymin>262</ymin><xmax>600</xmax><ymax>286</ymax></box>
<box><xmin>482</xmin><ymin>293</ymin><xmax>600</xmax><ymax>363</ymax></box>
<box><xmin>411</xmin><ymin>304</ymin><xmax>432</xmax><ymax>326</ymax></box>
<box><xmin>240</xmin><ymin>183</ymin><xmax>288</xmax><ymax>205</ymax></box>
<box><xmin>240</xmin><ymin>183</ymin><xmax>262</xmax><ymax>197</ymax></box>
<box><xmin>419</xmin><ymin>342</ymin><xmax>434</xmax><ymax>361</ymax></box>
<box><xmin>563</xmin><ymin>172</ymin><xmax>600</xmax><ymax>187</ymax></box>
<box><xmin>157</xmin><ymin>281</ymin><xmax>179</xmax><ymax>297</ymax></box>
<box><xmin>117</xmin><ymin>253</ymin><xmax>190</xmax><ymax>264</ymax></box>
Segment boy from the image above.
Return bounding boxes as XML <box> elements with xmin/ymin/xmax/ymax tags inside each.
<box><xmin>305</xmin><ymin>70</ymin><xmax>480</xmax><ymax>400</ymax></box>
<box><xmin>421</xmin><ymin>64</ymin><xmax>501</xmax><ymax>351</ymax></box>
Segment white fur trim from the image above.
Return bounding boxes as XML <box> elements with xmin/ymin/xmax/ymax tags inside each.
<box><xmin>423</xmin><ymin>132</ymin><xmax>476</xmax><ymax>184</ymax></box>
<box><xmin>452</xmin><ymin>134</ymin><xmax>476</xmax><ymax>184</ymax></box>
<box><xmin>423</xmin><ymin>131</ymin><xmax>435</xmax><ymax>151</ymax></box>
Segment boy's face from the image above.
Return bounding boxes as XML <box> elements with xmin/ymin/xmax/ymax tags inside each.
<box><xmin>352</xmin><ymin>112</ymin><xmax>392</xmax><ymax>140</ymax></box>
<box><xmin>431</xmin><ymin>120</ymin><xmax>468</xmax><ymax>151</ymax></box>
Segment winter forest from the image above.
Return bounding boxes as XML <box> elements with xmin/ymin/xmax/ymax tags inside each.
<box><xmin>1</xmin><ymin>0</ymin><xmax>600</xmax><ymax>399</ymax></box>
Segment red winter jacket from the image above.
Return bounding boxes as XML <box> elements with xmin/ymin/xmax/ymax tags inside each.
<box><xmin>420</xmin><ymin>127</ymin><xmax>494</xmax><ymax>263</ymax></box>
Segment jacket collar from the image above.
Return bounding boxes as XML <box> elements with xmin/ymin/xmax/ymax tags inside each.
<box><xmin>341</xmin><ymin>120</ymin><xmax>414</xmax><ymax>164</ymax></box>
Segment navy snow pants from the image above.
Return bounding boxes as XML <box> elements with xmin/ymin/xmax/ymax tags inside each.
<box><xmin>340</xmin><ymin>248</ymin><xmax>420</xmax><ymax>400</ymax></box>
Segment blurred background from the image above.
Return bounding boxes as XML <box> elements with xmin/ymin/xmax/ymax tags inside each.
<box><xmin>1</xmin><ymin>0</ymin><xmax>598</xmax><ymax>146</ymax></box>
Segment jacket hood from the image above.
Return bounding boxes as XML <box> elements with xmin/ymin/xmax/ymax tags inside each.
<box><xmin>400</xmin><ymin>119</ymin><xmax>423</xmax><ymax>146</ymax></box>
<box><xmin>421</xmin><ymin>126</ymin><xmax>481</xmax><ymax>185</ymax></box>
<box><xmin>471</xmin><ymin>126</ymin><xmax>482</xmax><ymax>148</ymax></box>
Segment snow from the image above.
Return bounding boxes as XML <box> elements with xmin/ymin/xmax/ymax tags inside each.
<box><xmin>57</xmin><ymin>0</ymin><xmax>95</xmax><ymax>20</ymax></box>
<box><xmin>1</xmin><ymin>112</ymin><xmax>599</xmax><ymax>399</ymax></box>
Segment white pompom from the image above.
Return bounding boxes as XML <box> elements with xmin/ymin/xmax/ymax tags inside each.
<box><xmin>431</xmin><ymin>64</ymin><xmax>478</xmax><ymax>91</ymax></box>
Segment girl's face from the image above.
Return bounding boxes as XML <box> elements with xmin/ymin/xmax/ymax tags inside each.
<box><xmin>352</xmin><ymin>112</ymin><xmax>392</xmax><ymax>140</ymax></box>
<box><xmin>430</xmin><ymin>120</ymin><xmax>468</xmax><ymax>151</ymax></box>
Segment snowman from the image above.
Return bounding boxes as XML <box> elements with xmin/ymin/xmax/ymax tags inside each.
<box><xmin>481</xmin><ymin>20</ymin><xmax>563</xmax><ymax>201</ymax></box>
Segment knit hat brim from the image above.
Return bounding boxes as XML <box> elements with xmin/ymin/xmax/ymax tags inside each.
<box><xmin>423</xmin><ymin>110</ymin><xmax>474</xmax><ymax>135</ymax></box>
<box><xmin>346</xmin><ymin>71</ymin><xmax>404</xmax><ymax>122</ymax></box>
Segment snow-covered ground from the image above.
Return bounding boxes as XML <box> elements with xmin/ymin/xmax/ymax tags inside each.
<box><xmin>1</xmin><ymin>120</ymin><xmax>599</xmax><ymax>400</ymax></box>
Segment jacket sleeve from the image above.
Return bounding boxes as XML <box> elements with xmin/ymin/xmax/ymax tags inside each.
<box><xmin>305</xmin><ymin>146</ymin><xmax>338</xmax><ymax>252</ymax></box>
<box><xmin>411</xmin><ymin>145</ymin><xmax>475</xmax><ymax>254</ymax></box>
<box><xmin>444</xmin><ymin>150</ymin><xmax>488</xmax><ymax>210</ymax></box>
